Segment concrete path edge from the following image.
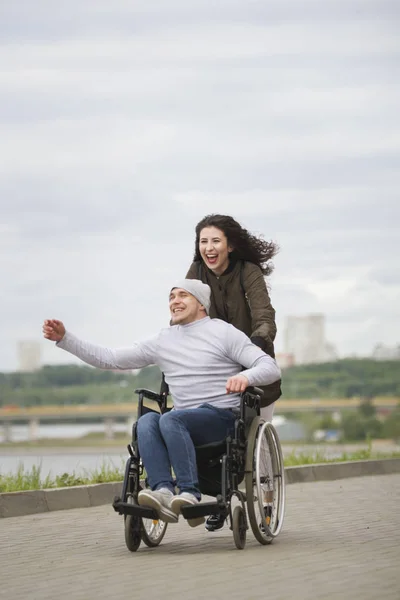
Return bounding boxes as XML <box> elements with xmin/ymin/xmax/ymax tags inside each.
<box><xmin>1</xmin><ymin>458</ymin><xmax>399</xmax><ymax>518</ymax></box>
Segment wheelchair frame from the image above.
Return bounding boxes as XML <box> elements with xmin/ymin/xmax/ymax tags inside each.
<box><xmin>112</xmin><ymin>385</ymin><xmax>285</xmax><ymax>551</ymax></box>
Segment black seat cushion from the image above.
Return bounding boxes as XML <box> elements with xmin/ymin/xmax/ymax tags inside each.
<box><xmin>194</xmin><ymin>439</ymin><xmax>226</xmax><ymax>496</ymax></box>
<box><xmin>198</xmin><ymin>463</ymin><xmax>223</xmax><ymax>497</ymax></box>
<box><xmin>195</xmin><ymin>437</ymin><xmax>245</xmax><ymax>496</ymax></box>
<box><xmin>195</xmin><ymin>439</ymin><xmax>227</xmax><ymax>462</ymax></box>
<box><xmin>197</xmin><ymin>459</ymin><xmax>245</xmax><ymax>497</ymax></box>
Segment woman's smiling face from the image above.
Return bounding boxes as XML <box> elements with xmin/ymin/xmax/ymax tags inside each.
<box><xmin>199</xmin><ymin>226</ymin><xmax>233</xmax><ymax>276</ymax></box>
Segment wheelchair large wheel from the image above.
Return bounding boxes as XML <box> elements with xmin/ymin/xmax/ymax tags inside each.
<box><xmin>141</xmin><ymin>517</ymin><xmax>168</xmax><ymax>547</ymax></box>
<box><xmin>245</xmin><ymin>419</ymin><xmax>285</xmax><ymax>544</ymax></box>
<box><xmin>256</xmin><ymin>422</ymin><xmax>285</xmax><ymax>538</ymax></box>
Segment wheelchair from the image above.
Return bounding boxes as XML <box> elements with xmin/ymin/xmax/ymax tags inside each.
<box><xmin>112</xmin><ymin>383</ymin><xmax>286</xmax><ymax>551</ymax></box>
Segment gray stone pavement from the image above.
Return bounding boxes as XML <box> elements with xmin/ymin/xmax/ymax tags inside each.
<box><xmin>0</xmin><ymin>474</ymin><xmax>399</xmax><ymax>600</ymax></box>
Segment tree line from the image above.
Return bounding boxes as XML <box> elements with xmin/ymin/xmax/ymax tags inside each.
<box><xmin>0</xmin><ymin>359</ymin><xmax>399</xmax><ymax>407</ymax></box>
<box><xmin>281</xmin><ymin>359</ymin><xmax>400</xmax><ymax>399</ymax></box>
<box><xmin>0</xmin><ymin>365</ymin><xmax>162</xmax><ymax>407</ymax></box>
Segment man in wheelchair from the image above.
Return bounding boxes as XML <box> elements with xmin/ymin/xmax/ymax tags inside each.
<box><xmin>43</xmin><ymin>279</ymin><xmax>281</xmax><ymax>528</ymax></box>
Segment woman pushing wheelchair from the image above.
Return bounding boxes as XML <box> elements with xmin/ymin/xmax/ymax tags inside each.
<box><xmin>185</xmin><ymin>214</ymin><xmax>281</xmax><ymax>530</ymax></box>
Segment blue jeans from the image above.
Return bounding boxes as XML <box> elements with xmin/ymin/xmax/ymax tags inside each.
<box><xmin>137</xmin><ymin>404</ymin><xmax>237</xmax><ymax>500</ymax></box>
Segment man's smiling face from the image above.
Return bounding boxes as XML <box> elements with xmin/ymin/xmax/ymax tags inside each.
<box><xmin>169</xmin><ymin>288</ymin><xmax>206</xmax><ymax>325</ymax></box>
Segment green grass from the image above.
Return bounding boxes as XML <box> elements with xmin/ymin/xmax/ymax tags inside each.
<box><xmin>284</xmin><ymin>440</ymin><xmax>400</xmax><ymax>466</ymax></box>
<box><xmin>1</xmin><ymin>447</ymin><xmax>400</xmax><ymax>493</ymax></box>
<box><xmin>0</xmin><ymin>460</ymin><xmax>125</xmax><ymax>493</ymax></box>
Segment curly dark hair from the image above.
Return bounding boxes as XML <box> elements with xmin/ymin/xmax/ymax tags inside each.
<box><xmin>193</xmin><ymin>214</ymin><xmax>279</xmax><ymax>276</ymax></box>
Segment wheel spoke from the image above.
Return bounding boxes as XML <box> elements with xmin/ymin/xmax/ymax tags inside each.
<box><xmin>141</xmin><ymin>513</ymin><xmax>168</xmax><ymax>547</ymax></box>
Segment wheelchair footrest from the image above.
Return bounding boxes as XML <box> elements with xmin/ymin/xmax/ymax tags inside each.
<box><xmin>112</xmin><ymin>499</ymin><xmax>158</xmax><ymax>520</ymax></box>
<box><xmin>181</xmin><ymin>501</ymin><xmax>226</xmax><ymax>520</ymax></box>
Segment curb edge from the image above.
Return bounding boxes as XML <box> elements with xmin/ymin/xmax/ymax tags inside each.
<box><xmin>1</xmin><ymin>458</ymin><xmax>399</xmax><ymax>518</ymax></box>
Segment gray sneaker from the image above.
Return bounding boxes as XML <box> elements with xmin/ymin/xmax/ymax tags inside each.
<box><xmin>171</xmin><ymin>492</ymin><xmax>205</xmax><ymax>528</ymax></box>
<box><xmin>138</xmin><ymin>488</ymin><xmax>178</xmax><ymax>523</ymax></box>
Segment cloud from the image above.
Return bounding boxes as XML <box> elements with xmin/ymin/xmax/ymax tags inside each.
<box><xmin>0</xmin><ymin>0</ymin><xmax>399</xmax><ymax>370</ymax></box>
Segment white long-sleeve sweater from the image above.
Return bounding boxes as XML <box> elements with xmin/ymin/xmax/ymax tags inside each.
<box><xmin>57</xmin><ymin>317</ymin><xmax>281</xmax><ymax>410</ymax></box>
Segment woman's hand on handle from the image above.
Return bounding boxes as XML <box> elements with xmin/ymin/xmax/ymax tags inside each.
<box><xmin>226</xmin><ymin>374</ymin><xmax>249</xmax><ymax>394</ymax></box>
<box><xmin>43</xmin><ymin>319</ymin><xmax>66</xmax><ymax>342</ymax></box>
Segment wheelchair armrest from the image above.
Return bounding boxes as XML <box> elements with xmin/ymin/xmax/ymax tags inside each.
<box><xmin>245</xmin><ymin>386</ymin><xmax>263</xmax><ymax>397</ymax></box>
<box><xmin>135</xmin><ymin>388</ymin><xmax>169</xmax><ymax>418</ymax></box>
<box><xmin>135</xmin><ymin>388</ymin><xmax>163</xmax><ymax>403</ymax></box>
<box><xmin>240</xmin><ymin>386</ymin><xmax>264</xmax><ymax>418</ymax></box>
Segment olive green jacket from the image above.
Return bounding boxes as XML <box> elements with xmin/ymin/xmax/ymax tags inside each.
<box><xmin>186</xmin><ymin>260</ymin><xmax>281</xmax><ymax>406</ymax></box>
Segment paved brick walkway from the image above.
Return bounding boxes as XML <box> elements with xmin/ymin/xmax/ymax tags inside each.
<box><xmin>1</xmin><ymin>474</ymin><xmax>399</xmax><ymax>600</ymax></box>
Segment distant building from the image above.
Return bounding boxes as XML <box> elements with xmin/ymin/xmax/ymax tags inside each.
<box><xmin>276</xmin><ymin>353</ymin><xmax>295</xmax><ymax>369</ymax></box>
<box><xmin>17</xmin><ymin>340</ymin><xmax>42</xmax><ymax>372</ymax></box>
<box><xmin>372</xmin><ymin>344</ymin><xmax>400</xmax><ymax>360</ymax></box>
<box><xmin>283</xmin><ymin>314</ymin><xmax>337</xmax><ymax>365</ymax></box>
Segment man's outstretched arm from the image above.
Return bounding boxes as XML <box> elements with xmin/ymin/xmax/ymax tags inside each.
<box><xmin>42</xmin><ymin>319</ymin><xmax>156</xmax><ymax>371</ymax></box>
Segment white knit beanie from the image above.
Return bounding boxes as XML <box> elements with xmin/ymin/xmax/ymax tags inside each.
<box><xmin>170</xmin><ymin>279</ymin><xmax>211</xmax><ymax>314</ymax></box>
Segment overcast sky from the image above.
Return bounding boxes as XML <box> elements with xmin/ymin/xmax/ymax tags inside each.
<box><xmin>0</xmin><ymin>0</ymin><xmax>399</xmax><ymax>371</ymax></box>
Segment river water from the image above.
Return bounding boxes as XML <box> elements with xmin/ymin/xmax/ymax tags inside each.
<box><xmin>0</xmin><ymin>447</ymin><xmax>127</xmax><ymax>478</ymax></box>
<box><xmin>0</xmin><ymin>423</ymin><xmax>130</xmax><ymax>477</ymax></box>
<box><xmin>0</xmin><ymin>418</ymin><xmax>300</xmax><ymax>477</ymax></box>
<box><xmin>1</xmin><ymin>423</ymin><xmax>398</xmax><ymax>479</ymax></box>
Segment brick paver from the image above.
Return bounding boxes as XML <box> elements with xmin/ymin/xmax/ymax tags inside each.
<box><xmin>1</xmin><ymin>474</ymin><xmax>399</xmax><ymax>600</ymax></box>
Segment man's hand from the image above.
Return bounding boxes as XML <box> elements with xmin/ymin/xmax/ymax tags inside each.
<box><xmin>42</xmin><ymin>319</ymin><xmax>66</xmax><ymax>342</ymax></box>
<box><xmin>226</xmin><ymin>374</ymin><xmax>249</xmax><ymax>394</ymax></box>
